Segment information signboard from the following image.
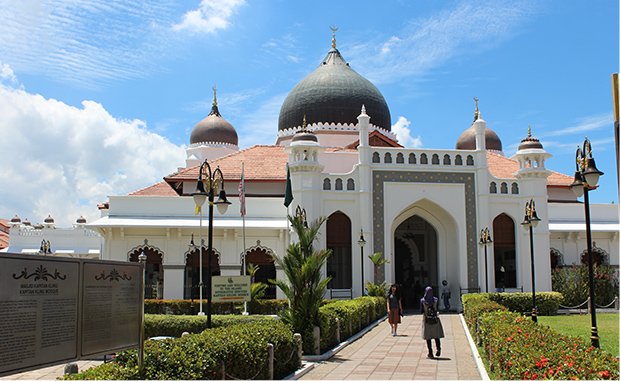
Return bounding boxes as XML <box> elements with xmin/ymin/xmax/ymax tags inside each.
<box><xmin>212</xmin><ymin>275</ymin><xmax>251</xmax><ymax>302</ymax></box>
<box><xmin>0</xmin><ymin>254</ymin><xmax>142</xmax><ymax>377</ymax></box>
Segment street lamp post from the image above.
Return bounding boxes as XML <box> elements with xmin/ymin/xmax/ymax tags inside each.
<box><xmin>570</xmin><ymin>137</ymin><xmax>604</xmax><ymax>348</ymax></box>
<box><xmin>358</xmin><ymin>229</ymin><xmax>366</xmax><ymax>296</ymax></box>
<box><xmin>521</xmin><ymin>198</ymin><xmax>541</xmax><ymax>323</ymax></box>
<box><xmin>478</xmin><ymin>228</ymin><xmax>492</xmax><ymax>292</ymax></box>
<box><xmin>192</xmin><ymin>159</ymin><xmax>231</xmax><ymax>328</ymax></box>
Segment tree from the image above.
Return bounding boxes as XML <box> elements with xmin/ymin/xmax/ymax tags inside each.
<box><xmin>270</xmin><ymin>213</ymin><xmax>331</xmax><ymax>353</ymax></box>
<box><xmin>368</xmin><ymin>252</ymin><xmax>390</xmax><ymax>284</ymax></box>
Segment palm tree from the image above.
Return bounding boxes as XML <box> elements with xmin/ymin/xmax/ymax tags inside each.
<box><xmin>368</xmin><ymin>252</ymin><xmax>390</xmax><ymax>284</ymax></box>
<box><xmin>270</xmin><ymin>213</ymin><xmax>331</xmax><ymax>353</ymax></box>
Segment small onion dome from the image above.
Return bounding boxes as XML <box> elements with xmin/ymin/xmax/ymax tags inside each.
<box><xmin>34</xmin><ymin>224</ymin><xmax>43</xmax><ymax>230</ymax></box>
<box><xmin>189</xmin><ymin>88</ymin><xmax>238</xmax><ymax>146</ymax></box>
<box><xmin>23</xmin><ymin>219</ymin><xmax>32</xmax><ymax>226</ymax></box>
<box><xmin>76</xmin><ymin>216</ymin><xmax>87</xmax><ymax>224</ymax></box>
<box><xmin>518</xmin><ymin>126</ymin><xmax>543</xmax><ymax>150</ymax></box>
<box><xmin>44</xmin><ymin>215</ymin><xmax>55</xmax><ymax>223</ymax></box>
<box><xmin>11</xmin><ymin>215</ymin><xmax>21</xmax><ymax>223</ymax></box>
<box><xmin>455</xmin><ymin>124</ymin><xmax>503</xmax><ymax>151</ymax></box>
<box><xmin>291</xmin><ymin>116</ymin><xmax>318</xmax><ymax>143</ymax></box>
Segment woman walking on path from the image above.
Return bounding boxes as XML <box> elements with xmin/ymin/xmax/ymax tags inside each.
<box><xmin>421</xmin><ymin>286</ymin><xmax>444</xmax><ymax>358</ymax></box>
<box><xmin>387</xmin><ymin>284</ymin><xmax>403</xmax><ymax>336</ymax></box>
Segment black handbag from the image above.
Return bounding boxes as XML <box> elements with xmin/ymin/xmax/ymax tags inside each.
<box><xmin>425</xmin><ymin>306</ymin><xmax>439</xmax><ymax>325</ymax></box>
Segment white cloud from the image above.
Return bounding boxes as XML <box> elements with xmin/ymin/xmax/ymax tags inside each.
<box><xmin>0</xmin><ymin>62</ymin><xmax>17</xmax><ymax>84</ymax></box>
<box><xmin>0</xmin><ymin>79</ymin><xmax>185</xmax><ymax>228</ymax></box>
<box><xmin>172</xmin><ymin>0</ymin><xmax>245</xmax><ymax>35</ymax></box>
<box><xmin>237</xmin><ymin>93</ymin><xmax>287</xmax><ymax>149</ymax></box>
<box><xmin>347</xmin><ymin>0</ymin><xmax>537</xmax><ymax>84</ymax></box>
<box><xmin>543</xmin><ymin>113</ymin><xmax>612</xmax><ymax>137</ymax></box>
<box><xmin>392</xmin><ymin>116</ymin><xmax>422</xmax><ymax>148</ymax></box>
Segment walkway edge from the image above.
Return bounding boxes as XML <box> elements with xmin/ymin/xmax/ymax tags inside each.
<box><xmin>300</xmin><ymin>315</ymin><xmax>388</xmax><ymax>363</ymax></box>
<box><xmin>459</xmin><ymin>313</ymin><xmax>490</xmax><ymax>381</ymax></box>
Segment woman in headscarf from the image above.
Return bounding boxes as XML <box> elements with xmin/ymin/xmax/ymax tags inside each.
<box><xmin>420</xmin><ymin>286</ymin><xmax>444</xmax><ymax>358</ymax></box>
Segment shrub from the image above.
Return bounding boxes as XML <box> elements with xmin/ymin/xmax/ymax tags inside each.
<box><xmin>478</xmin><ymin>311</ymin><xmax>619</xmax><ymax>380</ymax></box>
<box><xmin>461</xmin><ymin>293</ymin><xmax>507</xmax><ymax>335</ymax></box>
<box><xmin>144</xmin><ymin>314</ymin><xmax>275</xmax><ymax>338</ymax></box>
<box><xmin>487</xmin><ymin>292</ymin><xmax>562</xmax><ymax>315</ymax></box>
<box><xmin>365</xmin><ymin>281</ymin><xmax>388</xmax><ymax>297</ymax></box>
<box><xmin>552</xmin><ymin>265</ymin><xmax>619</xmax><ymax>307</ymax></box>
<box><xmin>144</xmin><ymin>298</ymin><xmax>289</xmax><ymax>316</ymax></box>
<box><xmin>64</xmin><ymin>320</ymin><xmax>301</xmax><ymax>380</ymax></box>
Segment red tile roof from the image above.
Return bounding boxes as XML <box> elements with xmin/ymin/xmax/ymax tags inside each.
<box><xmin>0</xmin><ymin>219</ymin><xmax>9</xmax><ymax>250</ymax></box>
<box><xmin>487</xmin><ymin>152</ymin><xmax>573</xmax><ymax>186</ymax></box>
<box><xmin>165</xmin><ymin>145</ymin><xmax>288</xmax><ymax>182</ymax></box>
<box><xmin>125</xmin><ymin>181</ymin><xmax>179</xmax><ymax>196</ymax></box>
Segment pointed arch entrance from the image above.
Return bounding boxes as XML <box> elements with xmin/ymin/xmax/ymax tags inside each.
<box><xmin>243</xmin><ymin>241</ymin><xmax>277</xmax><ymax>299</ymax></box>
<box><xmin>128</xmin><ymin>239</ymin><xmax>163</xmax><ymax>299</ymax></box>
<box><xmin>183</xmin><ymin>246</ymin><xmax>221</xmax><ymax>300</ymax></box>
<box><xmin>394</xmin><ymin>216</ymin><xmax>438</xmax><ymax>308</ymax></box>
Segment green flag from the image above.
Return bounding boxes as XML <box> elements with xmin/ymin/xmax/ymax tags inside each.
<box><xmin>284</xmin><ymin>164</ymin><xmax>293</xmax><ymax>207</ymax></box>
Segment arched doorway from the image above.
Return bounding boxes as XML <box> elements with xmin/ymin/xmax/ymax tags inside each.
<box><xmin>128</xmin><ymin>240</ymin><xmax>163</xmax><ymax>299</ymax></box>
<box><xmin>394</xmin><ymin>215</ymin><xmax>438</xmax><ymax>308</ymax></box>
<box><xmin>244</xmin><ymin>244</ymin><xmax>277</xmax><ymax>299</ymax></box>
<box><xmin>493</xmin><ymin>213</ymin><xmax>516</xmax><ymax>290</ymax></box>
<box><xmin>183</xmin><ymin>247</ymin><xmax>221</xmax><ymax>300</ymax></box>
<box><xmin>326</xmin><ymin>211</ymin><xmax>352</xmax><ymax>291</ymax></box>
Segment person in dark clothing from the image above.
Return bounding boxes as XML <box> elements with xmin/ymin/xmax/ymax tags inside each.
<box><xmin>387</xmin><ymin>284</ymin><xmax>403</xmax><ymax>336</ymax></box>
<box><xmin>420</xmin><ymin>286</ymin><xmax>445</xmax><ymax>358</ymax></box>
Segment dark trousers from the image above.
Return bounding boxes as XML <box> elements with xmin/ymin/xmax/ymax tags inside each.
<box><xmin>426</xmin><ymin>338</ymin><xmax>440</xmax><ymax>351</ymax></box>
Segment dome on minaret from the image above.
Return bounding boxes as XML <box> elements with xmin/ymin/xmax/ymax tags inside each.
<box><xmin>518</xmin><ymin>126</ymin><xmax>544</xmax><ymax>150</ymax></box>
<box><xmin>190</xmin><ymin>87</ymin><xmax>238</xmax><ymax>146</ymax></box>
<box><xmin>455</xmin><ymin>100</ymin><xmax>503</xmax><ymax>152</ymax></box>
<box><xmin>278</xmin><ymin>29</ymin><xmax>391</xmax><ymax>133</ymax></box>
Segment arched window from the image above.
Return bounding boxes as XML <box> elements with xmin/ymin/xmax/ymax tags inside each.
<box><xmin>244</xmin><ymin>245</ymin><xmax>276</xmax><ymax>299</ymax></box>
<box><xmin>493</xmin><ymin>213</ymin><xmax>516</xmax><ymax>289</ymax></box>
<box><xmin>409</xmin><ymin>153</ymin><xmax>416</xmax><ymax>164</ymax></box>
<box><xmin>420</xmin><ymin>153</ymin><xmax>428</xmax><ymax>164</ymax></box>
<box><xmin>431</xmin><ymin>154</ymin><xmax>440</xmax><ymax>165</ymax></box>
<box><xmin>384</xmin><ymin>153</ymin><xmax>392</xmax><ymax>163</ymax></box>
<box><xmin>580</xmin><ymin>245</ymin><xmax>609</xmax><ymax>266</ymax></box>
<box><xmin>455</xmin><ymin>155</ymin><xmax>463</xmax><ymax>166</ymax></box>
<box><xmin>323</xmin><ymin>178</ymin><xmax>331</xmax><ymax>190</ymax></box>
<box><xmin>500</xmin><ymin>182</ymin><xmax>508</xmax><ymax>194</ymax></box>
<box><xmin>335</xmin><ymin>178</ymin><xmax>343</xmax><ymax>190</ymax></box>
<box><xmin>466</xmin><ymin>155</ymin><xmax>474</xmax><ymax>166</ymax></box>
<box><xmin>347</xmin><ymin>178</ymin><xmax>355</xmax><ymax>190</ymax></box>
<box><xmin>490</xmin><ymin>182</ymin><xmax>497</xmax><ymax>194</ymax></box>
<box><xmin>511</xmin><ymin>183</ymin><xmax>519</xmax><ymax>194</ymax></box>
<box><xmin>443</xmin><ymin>155</ymin><xmax>451</xmax><ymax>165</ymax></box>
<box><xmin>550</xmin><ymin>248</ymin><xmax>564</xmax><ymax>269</ymax></box>
<box><xmin>327</xmin><ymin>212</ymin><xmax>352</xmax><ymax>290</ymax></box>
<box><xmin>396</xmin><ymin>153</ymin><xmax>404</xmax><ymax>163</ymax></box>
<box><xmin>372</xmin><ymin>152</ymin><xmax>380</xmax><ymax>163</ymax></box>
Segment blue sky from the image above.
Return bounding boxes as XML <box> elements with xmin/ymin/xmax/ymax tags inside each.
<box><xmin>0</xmin><ymin>0</ymin><xmax>618</xmax><ymax>227</ymax></box>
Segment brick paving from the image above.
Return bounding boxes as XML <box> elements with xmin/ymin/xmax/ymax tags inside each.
<box><xmin>298</xmin><ymin>313</ymin><xmax>482</xmax><ymax>380</ymax></box>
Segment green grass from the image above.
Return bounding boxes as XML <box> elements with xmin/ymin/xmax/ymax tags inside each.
<box><xmin>538</xmin><ymin>313</ymin><xmax>620</xmax><ymax>358</ymax></box>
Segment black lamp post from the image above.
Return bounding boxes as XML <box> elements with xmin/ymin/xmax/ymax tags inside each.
<box><xmin>358</xmin><ymin>229</ymin><xmax>366</xmax><ymax>296</ymax></box>
<box><xmin>192</xmin><ymin>159</ymin><xmax>231</xmax><ymax>328</ymax></box>
<box><xmin>479</xmin><ymin>227</ymin><xmax>492</xmax><ymax>292</ymax></box>
<box><xmin>570</xmin><ymin>137</ymin><xmax>604</xmax><ymax>348</ymax></box>
<box><xmin>521</xmin><ymin>198</ymin><xmax>541</xmax><ymax>322</ymax></box>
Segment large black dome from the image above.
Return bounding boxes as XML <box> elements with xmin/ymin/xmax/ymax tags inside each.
<box><xmin>278</xmin><ymin>48</ymin><xmax>391</xmax><ymax>132</ymax></box>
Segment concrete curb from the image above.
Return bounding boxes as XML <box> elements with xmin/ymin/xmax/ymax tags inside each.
<box><xmin>300</xmin><ymin>315</ymin><xmax>388</xmax><ymax>363</ymax></box>
<box><xmin>459</xmin><ymin>313</ymin><xmax>490</xmax><ymax>381</ymax></box>
<box><xmin>282</xmin><ymin>362</ymin><xmax>315</xmax><ymax>380</ymax></box>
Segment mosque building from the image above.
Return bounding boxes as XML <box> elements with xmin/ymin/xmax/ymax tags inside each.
<box><xmin>88</xmin><ymin>32</ymin><xmax>619</xmax><ymax>308</ymax></box>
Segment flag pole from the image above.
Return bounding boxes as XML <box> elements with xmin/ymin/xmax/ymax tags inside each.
<box><xmin>241</xmin><ymin>162</ymin><xmax>248</xmax><ymax>315</ymax></box>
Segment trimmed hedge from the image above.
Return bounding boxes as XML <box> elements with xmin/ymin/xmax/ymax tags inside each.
<box><xmin>145</xmin><ymin>314</ymin><xmax>276</xmax><ymax>338</ymax></box>
<box><xmin>317</xmin><ymin>296</ymin><xmax>387</xmax><ymax>353</ymax></box>
<box><xmin>478</xmin><ymin>311</ymin><xmax>619</xmax><ymax>380</ymax></box>
<box><xmin>144</xmin><ymin>299</ymin><xmax>289</xmax><ymax>316</ymax></box>
<box><xmin>64</xmin><ymin>320</ymin><xmax>301</xmax><ymax>380</ymax></box>
<box><xmin>486</xmin><ymin>292</ymin><xmax>562</xmax><ymax>316</ymax></box>
<box><xmin>461</xmin><ymin>293</ymin><xmax>508</xmax><ymax>335</ymax></box>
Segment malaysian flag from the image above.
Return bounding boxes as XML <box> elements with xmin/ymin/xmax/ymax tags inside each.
<box><xmin>239</xmin><ymin>163</ymin><xmax>246</xmax><ymax>216</ymax></box>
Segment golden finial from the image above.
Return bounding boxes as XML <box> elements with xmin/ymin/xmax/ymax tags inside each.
<box><xmin>527</xmin><ymin>125</ymin><xmax>531</xmax><ymax>138</ymax></box>
<box><xmin>473</xmin><ymin>96</ymin><xmax>479</xmax><ymax>120</ymax></box>
<box><xmin>330</xmin><ymin>24</ymin><xmax>338</xmax><ymax>49</ymax></box>
<box><xmin>302</xmin><ymin>115</ymin><xmax>307</xmax><ymax>129</ymax></box>
<box><xmin>212</xmin><ymin>85</ymin><xmax>217</xmax><ymax>106</ymax></box>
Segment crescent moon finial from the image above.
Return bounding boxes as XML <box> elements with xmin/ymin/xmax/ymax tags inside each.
<box><xmin>212</xmin><ymin>85</ymin><xmax>217</xmax><ymax>106</ymax></box>
<box><xmin>330</xmin><ymin>24</ymin><xmax>338</xmax><ymax>49</ymax></box>
<box><xmin>473</xmin><ymin>96</ymin><xmax>479</xmax><ymax>119</ymax></box>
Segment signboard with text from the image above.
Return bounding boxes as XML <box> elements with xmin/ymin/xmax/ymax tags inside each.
<box><xmin>0</xmin><ymin>253</ymin><xmax>142</xmax><ymax>377</ymax></box>
<box><xmin>212</xmin><ymin>275</ymin><xmax>251</xmax><ymax>302</ymax></box>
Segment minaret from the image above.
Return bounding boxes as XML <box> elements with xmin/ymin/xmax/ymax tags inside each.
<box><xmin>473</xmin><ymin>97</ymin><xmax>486</xmax><ymax>151</ymax></box>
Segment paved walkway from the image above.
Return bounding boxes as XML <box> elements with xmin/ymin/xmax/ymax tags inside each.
<box><xmin>0</xmin><ymin>360</ymin><xmax>103</xmax><ymax>380</ymax></box>
<box><xmin>298</xmin><ymin>313</ymin><xmax>482</xmax><ymax>380</ymax></box>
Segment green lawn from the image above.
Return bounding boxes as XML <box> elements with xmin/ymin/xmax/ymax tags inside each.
<box><xmin>538</xmin><ymin>313</ymin><xmax>619</xmax><ymax>358</ymax></box>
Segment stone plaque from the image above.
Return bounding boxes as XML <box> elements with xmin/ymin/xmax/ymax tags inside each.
<box><xmin>81</xmin><ymin>261</ymin><xmax>141</xmax><ymax>357</ymax></box>
<box><xmin>0</xmin><ymin>254</ymin><xmax>80</xmax><ymax>375</ymax></box>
